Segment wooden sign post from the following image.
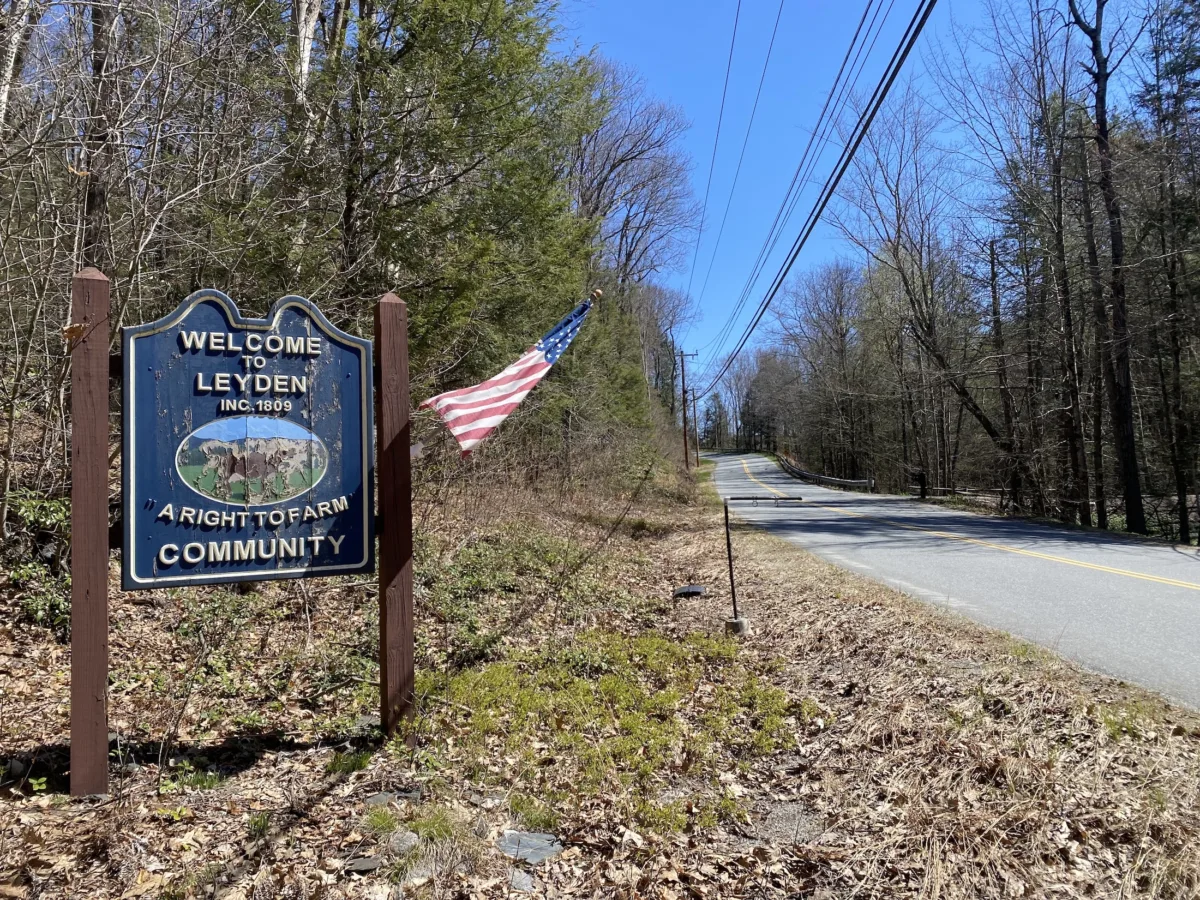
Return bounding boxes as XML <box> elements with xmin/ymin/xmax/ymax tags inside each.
<box><xmin>375</xmin><ymin>294</ymin><xmax>414</xmax><ymax>733</ymax></box>
<box><xmin>69</xmin><ymin>268</ymin><xmax>111</xmax><ymax>797</ymax></box>
<box><xmin>67</xmin><ymin>274</ymin><xmax>415</xmax><ymax>796</ymax></box>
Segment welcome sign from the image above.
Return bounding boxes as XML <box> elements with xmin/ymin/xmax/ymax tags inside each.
<box><xmin>122</xmin><ymin>290</ymin><xmax>374</xmax><ymax>589</ymax></box>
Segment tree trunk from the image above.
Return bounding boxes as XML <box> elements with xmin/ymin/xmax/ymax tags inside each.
<box><xmin>0</xmin><ymin>0</ymin><xmax>34</xmax><ymax>133</ymax></box>
<box><xmin>1090</xmin><ymin>348</ymin><xmax>1107</xmax><ymax>529</ymax></box>
<box><xmin>989</xmin><ymin>241</ymin><xmax>1021</xmax><ymax>508</ymax></box>
<box><xmin>1080</xmin><ymin>137</ymin><xmax>1119</xmax><ymax>530</ymax></box>
<box><xmin>1049</xmin><ymin>166</ymin><xmax>1090</xmax><ymax>525</ymax></box>
<box><xmin>1148</xmin><ymin>38</ymin><xmax>1193</xmax><ymax>545</ymax></box>
<box><xmin>1069</xmin><ymin>0</ymin><xmax>1147</xmax><ymax>533</ymax></box>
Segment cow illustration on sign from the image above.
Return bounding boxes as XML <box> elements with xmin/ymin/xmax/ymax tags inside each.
<box><xmin>177</xmin><ymin>416</ymin><xmax>329</xmax><ymax>504</ymax></box>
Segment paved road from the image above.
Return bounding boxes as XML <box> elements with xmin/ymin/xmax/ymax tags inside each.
<box><xmin>710</xmin><ymin>452</ymin><xmax>1200</xmax><ymax>708</ymax></box>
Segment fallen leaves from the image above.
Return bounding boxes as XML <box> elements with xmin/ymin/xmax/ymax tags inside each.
<box><xmin>3</xmin><ymin>486</ymin><xmax>1200</xmax><ymax>898</ymax></box>
<box><xmin>116</xmin><ymin>873</ymin><xmax>165</xmax><ymax>899</ymax></box>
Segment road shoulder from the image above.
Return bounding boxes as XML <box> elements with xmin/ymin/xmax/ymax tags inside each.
<box><xmin>685</xmin><ymin>457</ymin><xmax>1200</xmax><ymax>895</ymax></box>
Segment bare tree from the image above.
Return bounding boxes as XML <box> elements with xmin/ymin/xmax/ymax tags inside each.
<box><xmin>1068</xmin><ymin>0</ymin><xmax>1147</xmax><ymax>532</ymax></box>
<box><xmin>835</xmin><ymin>86</ymin><xmax>1017</xmax><ymax>480</ymax></box>
<box><xmin>569</xmin><ymin>59</ymin><xmax>697</xmax><ymax>288</ymax></box>
<box><xmin>729</xmin><ymin>0</ymin><xmax>1200</xmax><ymax>540</ymax></box>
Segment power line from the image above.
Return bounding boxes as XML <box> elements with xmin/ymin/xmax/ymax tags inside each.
<box><xmin>697</xmin><ymin>0</ymin><xmax>897</xmax><ymax>384</ymax></box>
<box><xmin>701</xmin><ymin>0</ymin><xmax>898</xmax><ymax>382</ymax></box>
<box><xmin>701</xmin><ymin>0</ymin><xmax>935</xmax><ymax>396</ymax></box>
<box><xmin>693</xmin><ymin>0</ymin><xmax>787</xmax><ymax>309</ymax></box>
<box><xmin>698</xmin><ymin>0</ymin><xmax>939</xmax><ymax>398</ymax></box>
<box><xmin>695</xmin><ymin>0</ymin><xmax>900</xmax><ymax>385</ymax></box>
<box><xmin>693</xmin><ymin>0</ymin><xmax>884</xmax><ymax>373</ymax></box>
<box><xmin>683</xmin><ymin>0</ymin><xmax>743</xmax><ymax>303</ymax></box>
<box><xmin>751</xmin><ymin>0</ymin><xmax>897</xmax><ymax>298</ymax></box>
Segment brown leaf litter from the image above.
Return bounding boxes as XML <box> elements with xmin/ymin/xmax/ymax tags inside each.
<box><xmin>1</xmin><ymin>481</ymin><xmax>1198</xmax><ymax>899</ymax></box>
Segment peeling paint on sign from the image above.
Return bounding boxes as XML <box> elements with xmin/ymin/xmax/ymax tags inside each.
<box><xmin>122</xmin><ymin>290</ymin><xmax>374</xmax><ymax>588</ymax></box>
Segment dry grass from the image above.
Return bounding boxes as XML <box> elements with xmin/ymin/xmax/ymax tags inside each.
<box><xmin>1</xmin><ymin>468</ymin><xmax>1198</xmax><ymax>898</ymax></box>
<box><xmin>662</xmin><ymin>497</ymin><xmax>1200</xmax><ymax>898</ymax></box>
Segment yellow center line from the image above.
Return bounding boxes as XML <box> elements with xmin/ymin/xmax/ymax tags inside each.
<box><xmin>736</xmin><ymin>458</ymin><xmax>1200</xmax><ymax>592</ymax></box>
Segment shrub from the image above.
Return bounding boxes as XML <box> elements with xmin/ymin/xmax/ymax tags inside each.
<box><xmin>11</xmin><ymin>561</ymin><xmax>71</xmax><ymax>639</ymax></box>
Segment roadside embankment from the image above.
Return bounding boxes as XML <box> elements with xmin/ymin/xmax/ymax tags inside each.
<box><xmin>2</xmin><ymin>465</ymin><xmax>1198</xmax><ymax>898</ymax></box>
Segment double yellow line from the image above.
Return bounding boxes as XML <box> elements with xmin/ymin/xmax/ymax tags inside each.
<box><xmin>737</xmin><ymin>458</ymin><xmax>1200</xmax><ymax>592</ymax></box>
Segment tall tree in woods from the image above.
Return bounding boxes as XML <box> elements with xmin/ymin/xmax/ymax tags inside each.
<box><xmin>771</xmin><ymin>263</ymin><xmax>872</xmax><ymax>480</ymax></box>
<box><xmin>81</xmin><ymin>1</ymin><xmax>114</xmax><ymax>269</ymax></box>
<box><xmin>1133</xmin><ymin>0</ymin><xmax>1198</xmax><ymax>543</ymax></box>
<box><xmin>834</xmin><ymin>87</ymin><xmax>1017</xmax><ymax>491</ymax></box>
<box><xmin>1068</xmin><ymin>0</ymin><xmax>1147</xmax><ymax>532</ymax></box>
<box><xmin>566</xmin><ymin>59</ymin><xmax>698</xmax><ymax>437</ymax></box>
<box><xmin>0</xmin><ymin>0</ymin><xmax>699</xmax><ymax>545</ymax></box>
<box><xmin>568</xmin><ymin>60</ymin><xmax>695</xmax><ymax>289</ymax></box>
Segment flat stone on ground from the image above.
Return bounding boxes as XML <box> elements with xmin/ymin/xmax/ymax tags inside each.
<box><xmin>509</xmin><ymin>868</ymin><xmax>537</xmax><ymax>893</ymax></box>
<box><xmin>388</xmin><ymin>829</ymin><xmax>419</xmax><ymax>856</ymax></box>
<box><xmin>467</xmin><ymin>790</ymin><xmax>504</xmax><ymax>809</ymax></box>
<box><xmin>496</xmin><ymin>830</ymin><xmax>563</xmax><ymax>863</ymax></box>
<box><xmin>365</xmin><ymin>787</ymin><xmax>422</xmax><ymax>806</ymax></box>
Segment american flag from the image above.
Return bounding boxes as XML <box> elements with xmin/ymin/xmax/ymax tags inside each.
<box><xmin>420</xmin><ymin>296</ymin><xmax>595</xmax><ymax>455</ymax></box>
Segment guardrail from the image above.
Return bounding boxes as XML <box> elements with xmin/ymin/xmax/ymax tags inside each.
<box><xmin>776</xmin><ymin>455</ymin><xmax>874</xmax><ymax>492</ymax></box>
<box><xmin>910</xmin><ymin>485</ymin><xmax>1004</xmax><ymax>502</ymax></box>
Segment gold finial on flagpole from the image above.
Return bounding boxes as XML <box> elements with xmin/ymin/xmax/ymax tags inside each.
<box><xmin>589</xmin><ymin>288</ymin><xmax>603</xmax><ymax>304</ymax></box>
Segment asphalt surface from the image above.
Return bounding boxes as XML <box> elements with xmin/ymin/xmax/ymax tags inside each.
<box><xmin>710</xmin><ymin>452</ymin><xmax>1200</xmax><ymax>708</ymax></box>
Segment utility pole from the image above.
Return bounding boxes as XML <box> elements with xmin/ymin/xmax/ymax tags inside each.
<box><xmin>692</xmin><ymin>389</ymin><xmax>700</xmax><ymax>462</ymax></box>
<box><xmin>679</xmin><ymin>350</ymin><xmax>697</xmax><ymax>469</ymax></box>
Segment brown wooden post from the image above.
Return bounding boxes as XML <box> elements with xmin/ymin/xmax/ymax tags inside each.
<box><xmin>375</xmin><ymin>294</ymin><xmax>414</xmax><ymax>734</ymax></box>
<box><xmin>69</xmin><ymin>268</ymin><xmax>110</xmax><ymax>796</ymax></box>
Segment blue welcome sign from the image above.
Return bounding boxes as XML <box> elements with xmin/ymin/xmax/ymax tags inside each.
<box><xmin>123</xmin><ymin>290</ymin><xmax>374</xmax><ymax>589</ymax></box>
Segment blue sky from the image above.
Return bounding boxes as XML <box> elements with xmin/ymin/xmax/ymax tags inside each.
<box><xmin>191</xmin><ymin>415</ymin><xmax>316</xmax><ymax>443</ymax></box>
<box><xmin>556</xmin><ymin>0</ymin><xmax>982</xmax><ymax>385</ymax></box>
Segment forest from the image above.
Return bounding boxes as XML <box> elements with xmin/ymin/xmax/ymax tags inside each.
<box><xmin>704</xmin><ymin>0</ymin><xmax>1200</xmax><ymax>542</ymax></box>
<box><xmin>7</xmin><ymin>0</ymin><xmax>1198</xmax><ymax>555</ymax></box>
<box><xmin>0</xmin><ymin>0</ymin><xmax>700</xmax><ymax>565</ymax></box>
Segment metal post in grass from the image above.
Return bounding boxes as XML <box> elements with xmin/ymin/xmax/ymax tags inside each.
<box><xmin>723</xmin><ymin>500</ymin><xmax>749</xmax><ymax>636</ymax></box>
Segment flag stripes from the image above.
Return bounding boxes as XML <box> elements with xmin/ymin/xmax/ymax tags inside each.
<box><xmin>419</xmin><ymin>298</ymin><xmax>593</xmax><ymax>455</ymax></box>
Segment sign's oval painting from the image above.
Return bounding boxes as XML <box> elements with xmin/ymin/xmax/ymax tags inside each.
<box><xmin>175</xmin><ymin>415</ymin><xmax>329</xmax><ymax>506</ymax></box>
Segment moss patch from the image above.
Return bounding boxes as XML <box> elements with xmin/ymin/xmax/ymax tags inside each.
<box><xmin>404</xmin><ymin>629</ymin><xmax>793</xmax><ymax>833</ymax></box>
